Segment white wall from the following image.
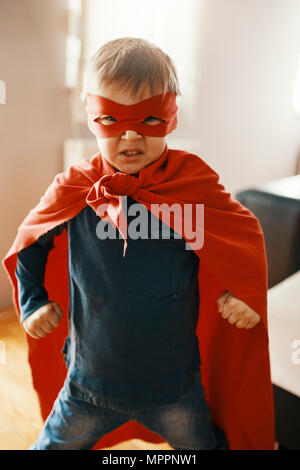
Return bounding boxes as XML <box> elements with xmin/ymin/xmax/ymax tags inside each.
<box><xmin>185</xmin><ymin>0</ymin><xmax>300</xmax><ymax>195</ymax></box>
<box><xmin>0</xmin><ymin>0</ymin><xmax>70</xmax><ymax>310</ymax></box>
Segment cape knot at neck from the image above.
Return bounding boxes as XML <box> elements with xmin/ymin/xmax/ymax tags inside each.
<box><xmin>100</xmin><ymin>173</ymin><xmax>140</xmax><ymax>196</ymax></box>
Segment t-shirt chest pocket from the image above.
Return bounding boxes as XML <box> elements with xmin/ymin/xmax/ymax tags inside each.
<box><xmin>143</xmin><ymin>235</ymin><xmax>198</xmax><ymax>299</ymax></box>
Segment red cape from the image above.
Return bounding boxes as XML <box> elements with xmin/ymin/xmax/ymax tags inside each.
<box><xmin>2</xmin><ymin>145</ymin><xmax>275</xmax><ymax>450</ymax></box>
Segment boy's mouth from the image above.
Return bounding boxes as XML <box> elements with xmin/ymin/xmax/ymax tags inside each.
<box><xmin>120</xmin><ymin>148</ymin><xmax>144</xmax><ymax>157</ymax></box>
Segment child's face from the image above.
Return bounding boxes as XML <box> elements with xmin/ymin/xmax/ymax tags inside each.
<box><xmin>95</xmin><ymin>83</ymin><xmax>167</xmax><ymax>175</ymax></box>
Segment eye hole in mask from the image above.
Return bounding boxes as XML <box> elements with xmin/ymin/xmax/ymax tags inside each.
<box><xmin>143</xmin><ymin>116</ymin><xmax>166</xmax><ymax>126</ymax></box>
<box><xmin>96</xmin><ymin>115</ymin><xmax>166</xmax><ymax>126</ymax></box>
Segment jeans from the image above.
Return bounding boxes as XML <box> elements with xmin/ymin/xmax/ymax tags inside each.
<box><xmin>29</xmin><ymin>370</ymin><xmax>228</xmax><ymax>450</ymax></box>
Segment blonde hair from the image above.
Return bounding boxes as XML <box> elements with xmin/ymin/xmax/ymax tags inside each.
<box><xmin>81</xmin><ymin>37</ymin><xmax>181</xmax><ymax>101</ymax></box>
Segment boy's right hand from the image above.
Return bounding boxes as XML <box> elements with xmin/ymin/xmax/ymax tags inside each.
<box><xmin>23</xmin><ymin>302</ymin><xmax>64</xmax><ymax>339</ymax></box>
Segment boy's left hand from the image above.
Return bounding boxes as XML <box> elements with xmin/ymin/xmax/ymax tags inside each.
<box><xmin>216</xmin><ymin>291</ymin><xmax>261</xmax><ymax>329</ymax></box>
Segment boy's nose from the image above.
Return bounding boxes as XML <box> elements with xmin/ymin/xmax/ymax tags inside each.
<box><xmin>121</xmin><ymin>130</ymin><xmax>142</xmax><ymax>140</ymax></box>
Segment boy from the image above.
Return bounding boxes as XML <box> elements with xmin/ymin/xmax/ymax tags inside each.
<box><xmin>3</xmin><ymin>37</ymin><xmax>275</xmax><ymax>450</ymax></box>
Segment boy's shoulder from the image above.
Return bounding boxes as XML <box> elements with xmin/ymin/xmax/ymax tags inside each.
<box><xmin>167</xmin><ymin>147</ymin><xmax>219</xmax><ymax>177</ymax></box>
<box><xmin>49</xmin><ymin>153</ymin><xmax>103</xmax><ymax>190</ymax></box>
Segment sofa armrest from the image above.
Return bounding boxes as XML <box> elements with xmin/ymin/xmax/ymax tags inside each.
<box><xmin>235</xmin><ymin>176</ymin><xmax>300</xmax><ymax>288</ymax></box>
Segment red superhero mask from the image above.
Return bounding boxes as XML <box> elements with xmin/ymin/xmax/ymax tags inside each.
<box><xmin>85</xmin><ymin>92</ymin><xmax>178</xmax><ymax>138</ymax></box>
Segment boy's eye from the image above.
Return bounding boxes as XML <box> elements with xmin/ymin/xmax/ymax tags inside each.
<box><xmin>95</xmin><ymin>115</ymin><xmax>165</xmax><ymax>126</ymax></box>
<box><xmin>96</xmin><ymin>115</ymin><xmax>117</xmax><ymax>125</ymax></box>
<box><xmin>143</xmin><ymin>116</ymin><xmax>165</xmax><ymax>126</ymax></box>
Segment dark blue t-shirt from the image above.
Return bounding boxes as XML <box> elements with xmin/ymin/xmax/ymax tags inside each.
<box><xmin>16</xmin><ymin>196</ymin><xmax>201</xmax><ymax>411</ymax></box>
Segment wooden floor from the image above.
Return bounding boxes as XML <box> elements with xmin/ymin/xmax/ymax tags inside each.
<box><xmin>0</xmin><ymin>307</ymin><xmax>172</xmax><ymax>451</ymax></box>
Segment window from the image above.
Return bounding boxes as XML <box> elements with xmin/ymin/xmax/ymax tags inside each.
<box><xmin>66</xmin><ymin>0</ymin><xmax>82</xmax><ymax>88</ymax></box>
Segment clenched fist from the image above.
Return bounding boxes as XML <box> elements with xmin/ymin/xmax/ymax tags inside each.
<box><xmin>22</xmin><ymin>302</ymin><xmax>64</xmax><ymax>339</ymax></box>
<box><xmin>216</xmin><ymin>291</ymin><xmax>261</xmax><ymax>329</ymax></box>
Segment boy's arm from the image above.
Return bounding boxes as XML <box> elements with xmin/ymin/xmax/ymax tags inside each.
<box><xmin>16</xmin><ymin>222</ymin><xmax>66</xmax><ymax>324</ymax></box>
